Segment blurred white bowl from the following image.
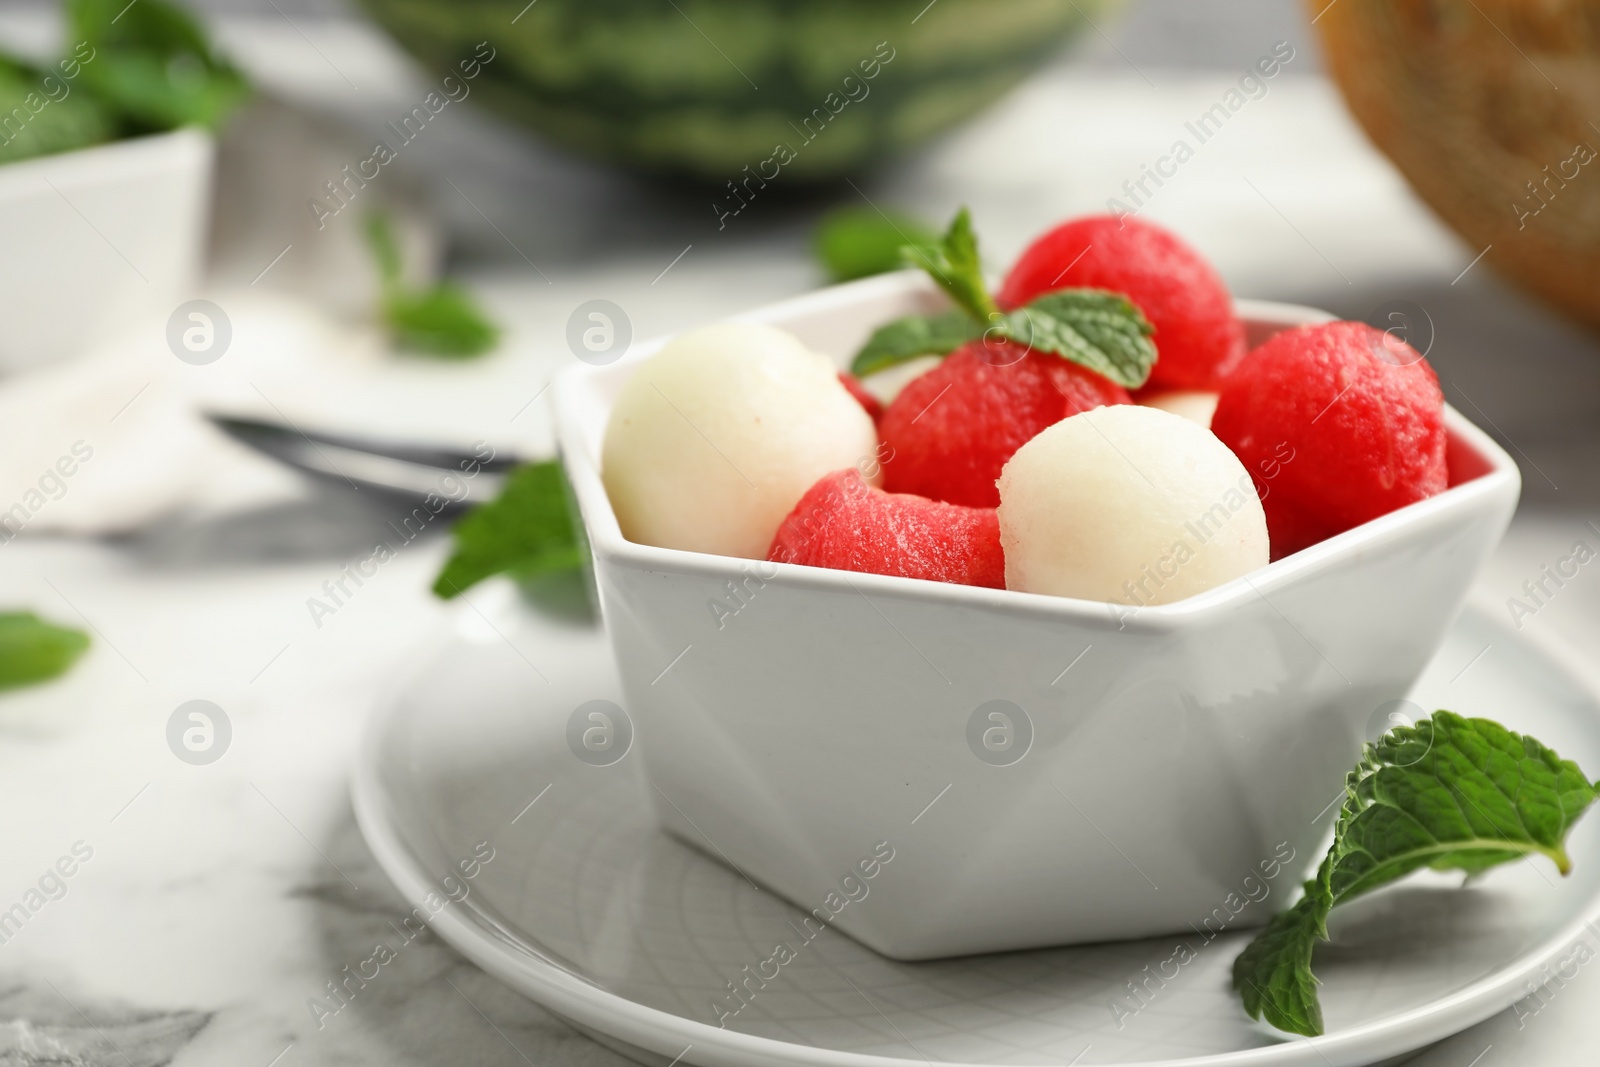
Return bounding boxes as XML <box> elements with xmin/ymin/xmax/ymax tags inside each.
<box><xmin>554</xmin><ymin>273</ymin><xmax>1521</xmax><ymax>960</ymax></box>
<box><xmin>0</xmin><ymin>127</ymin><xmax>212</xmax><ymax>373</ymax></box>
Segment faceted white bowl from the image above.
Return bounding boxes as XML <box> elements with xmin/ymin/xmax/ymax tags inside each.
<box><xmin>551</xmin><ymin>271</ymin><xmax>1521</xmax><ymax>961</ymax></box>
<box><xmin>0</xmin><ymin>128</ymin><xmax>212</xmax><ymax>372</ymax></box>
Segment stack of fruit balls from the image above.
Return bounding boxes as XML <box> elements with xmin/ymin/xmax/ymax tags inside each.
<box><xmin>600</xmin><ymin>214</ymin><xmax>1449</xmax><ymax>607</ymax></box>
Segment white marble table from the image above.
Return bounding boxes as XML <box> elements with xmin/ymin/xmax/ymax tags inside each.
<box><xmin>5</xmin><ymin>14</ymin><xmax>1600</xmax><ymax>1067</ymax></box>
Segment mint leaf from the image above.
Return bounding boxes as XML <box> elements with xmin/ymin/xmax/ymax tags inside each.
<box><xmin>1001</xmin><ymin>290</ymin><xmax>1157</xmax><ymax>389</ymax></box>
<box><xmin>850</xmin><ymin>310</ymin><xmax>982</xmax><ymax>377</ymax></box>
<box><xmin>814</xmin><ymin>206</ymin><xmax>937</xmax><ymax>284</ymax></box>
<box><xmin>904</xmin><ymin>207</ymin><xmax>999</xmax><ymax>322</ymax></box>
<box><xmin>366</xmin><ymin>212</ymin><xmax>500</xmax><ymax>359</ymax></box>
<box><xmin>851</xmin><ymin>209</ymin><xmax>1158</xmax><ymax>387</ymax></box>
<box><xmin>0</xmin><ymin>52</ymin><xmax>115</xmax><ymax>164</ymax></box>
<box><xmin>433</xmin><ymin>462</ymin><xmax>584</xmax><ymax>599</ymax></box>
<box><xmin>383</xmin><ymin>285</ymin><xmax>499</xmax><ymax>358</ymax></box>
<box><xmin>0</xmin><ymin>612</ymin><xmax>89</xmax><ymax>692</ymax></box>
<box><xmin>1233</xmin><ymin>712</ymin><xmax>1600</xmax><ymax>1036</ymax></box>
<box><xmin>1233</xmin><ymin>892</ymin><xmax>1327</xmax><ymax>1037</ymax></box>
<box><xmin>70</xmin><ymin>0</ymin><xmax>250</xmax><ymax>132</ymax></box>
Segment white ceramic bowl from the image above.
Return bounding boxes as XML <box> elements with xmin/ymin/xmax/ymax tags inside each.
<box><xmin>552</xmin><ymin>272</ymin><xmax>1521</xmax><ymax>961</ymax></box>
<box><xmin>0</xmin><ymin>127</ymin><xmax>213</xmax><ymax>373</ymax></box>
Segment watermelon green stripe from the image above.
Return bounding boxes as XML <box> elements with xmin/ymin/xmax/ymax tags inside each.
<box><xmin>358</xmin><ymin>0</ymin><xmax>1117</xmax><ymax>179</ymax></box>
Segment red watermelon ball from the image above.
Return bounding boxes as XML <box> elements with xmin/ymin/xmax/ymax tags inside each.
<box><xmin>838</xmin><ymin>371</ymin><xmax>883</xmax><ymax>424</ymax></box>
<box><xmin>768</xmin><ymin>469</ymin><xmax>1004</xmax><ymax>588</ymax></box>
<box><xmin>879</xmin><ymin>338</ymin><xmax>1130</xmax><ymax>508</ymax></box>
<box><xmin>1210</xmin><ymin>320</ymin><xmax>1448</xmax><ymax>559</ymax></box>
<box><xmin>997</xmin><ymin>215</ymin><xmax>1246</xmax><ymax>391</ymax></box>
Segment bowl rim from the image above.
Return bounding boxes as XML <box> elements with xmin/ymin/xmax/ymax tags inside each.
<box><xmin>552</xmin><ymin>272</ymin><xmax>1521</xmax><ymax>633</ymax></box>
<box><xmin>0</xmin><ymin>125</ymin><xmax>212</xmax><ymax>194</ymax></box>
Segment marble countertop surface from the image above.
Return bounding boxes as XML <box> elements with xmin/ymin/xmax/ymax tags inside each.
<box><xmin>5</xmin><ymin>13</ymin><xmax>1600</xmax><ymax>1067</ymax></box>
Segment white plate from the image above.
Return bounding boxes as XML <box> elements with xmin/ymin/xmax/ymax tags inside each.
<box><xmin>352</xmin><ymin>589</ymin><xmax>1600</xmax><ymax>1067</ymax></box>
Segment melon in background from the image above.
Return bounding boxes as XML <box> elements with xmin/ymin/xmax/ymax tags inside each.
<box><xmin>1315</xmin><ymin>0</ymin><xmax>1600</xmax><ymax>328</ymax></box>
<box><xmin>357</xmin><ymin>0</ymin><xmax>1117</xmax><ymax>180</ymax></box>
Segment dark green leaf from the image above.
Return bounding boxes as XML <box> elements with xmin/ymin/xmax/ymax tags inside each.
<box><xmin>70</xmin><ymin>0</ymin><xmax>250</xmax><ymax>132</ymax></box>
<box><xmin>433</xmin><ymin>462</ymin><xmax>584</xmax><ymax>599</ymax></box>
<box><xmin>1000</xmin><ymin>289</ymin><xmax>1157</xmax><ymax>389</ymax></box>
<box><xmin>849</xmin><ymin>310</ymin><xmax>981</xmax><ymax>377</ymax></box>
<box><xmin>0</xmin><ymin>52</ymin><xmax>115</xmax><ymax>164</ymax></box>
<box><xmin>904</xmin><ymin>207</ymin><xmax>999</xmax><ymax>322</ymax></box>
<box><xmin>1233</xmin><ymin>712</ymin><xmax>1600</xmax><ymax>1036</ymax></box>
<box><xmin>0</xmin><ymin>612</ymin><xmax>89</xmax><ymax>692</ymax></box>
<box><xmin>1232</xmin><ymin>890</ymin><xmax>1326</xmax><ymax>1038</ymax></box>
<box><xmin>813</xmin><ymin>206</ymin><xmax>936</xmax><ymax>283</ymax></box>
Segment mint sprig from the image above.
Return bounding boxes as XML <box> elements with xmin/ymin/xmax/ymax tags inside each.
<box><xmin>904</xmin><ymin>207</ymin><xmax>1000</xmax><ymax>322</ymax></box>
<box><xmin>366</xmin><ymin>212</ymin><xmax>500</xmax><ymax>359</ymax></box>
<box><xmin>0</xmin><ymin>612</ymin><xmax>89</xmax><ymax>692</ymax></box>
<box><xmin>1234</xmin><ymin>712</ymin><xmax>1600</xmax><ymax>1036</ymax></box>
<box><xmin>848</xmin><ymin>208</ymin><xmax>1157</xmax><ymax>388</ymax></box>
<box><xmin>0</xmin><ymin>53</ymin><xmax>114</xmax><ymax>164</ymax></box>
<box><xmin>433</xmin><ymin>461</ymin><xmax>583</xmax><ymax>599</ymax></box>
<box><xmin>70</xmin><ymin>0</ymin><xmax>251</xmax><ymax>133</ymax></box>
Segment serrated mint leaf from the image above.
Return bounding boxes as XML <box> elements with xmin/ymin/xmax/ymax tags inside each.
<box><xmin>814</xmin><ymin>206</ymin><xmax>937</xmax><ymax>284</ymax></box>
<box><xmin>903</xmin><ymin>207</ymin><xmax>999</xmax><ymax>323</ymax></box>
<box><xmin>850</xmin><ymin>310</ymin><xmax>981</xmax><ymax>377</ymax></box>
<box><xmin>0</xmin><ymin>612</ymin><xmax>89</xmax><ymax>692</ymax></box>
<box><xmin>1233</xmin><ymin>712</ymin><xmax>1600</xmax><ymax>1037</ymax></box>
<box><xmin>433</xmin><ymin>462</ymin><xmax>584</xmax><ymax>599</ymax></box>
<box><xmin>1001</xmin><ymin>289</ymin><xmax>1157</xmax><ymax>389</ymax></box>
<box><xmin>1233</xmin><ymin>890</ymin><xmax>1326</xmax><ymax>1037</ymax></box>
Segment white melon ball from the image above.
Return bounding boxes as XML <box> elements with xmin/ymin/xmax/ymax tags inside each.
<box><xmin>1140</xmin><ymin>389</ymin><xmax>1220</xmax><ymax>428</ymax></box>
<box><xmin>602</xmin><ymin>321</ymin><xmax>878</xmax><ymax>559</ymax></box>
<box><xmin>997</xmin><ymin>405</ymin><xmax>1267</xmax><ymax>605</ymax></box>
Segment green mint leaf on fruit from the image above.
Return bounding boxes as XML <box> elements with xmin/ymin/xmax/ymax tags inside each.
<box><xmin>365</xmin><ymin>212</ymin><xmax>500</xmax><ymax>359</ymax></box>
<box><xmin>814</xmin><ymin>206</ymin><xmax>937</xmax><ymax>283</ymax></box>
<box><xmin>904</xmin><ymin>207</ymin><xmax>1000</xmax><ymax>322</ymax></box>
<box><xmin>0</xmin><ymin>612</ymin><xmax>89</xmax><ymax>692</ymax></box>
<box><xmin>849</xmin><ymin>310</ymin><xmax>982</xmax><ymax>377</ymax></box>
<box><xmin>1002</xmin><ymin>289</ymin><xmax>1157</xmax><ymax>389</ymax></box>
<box><xmin>1234</xmin><ymin>712</ymin><xmax>1600</xmax><ymax>1037</ymax></box>
<box><xmin>433</xmin><ymin>461</ymin><xmax>584</xmax><ymax>599</ymax></box>
<box><xmin>71</xmin><ymin>0</ymin><xmax>251</xmax><ymax>132</ymax></box>
<box><xmin>852</xmin><ymin>209</ymin><xmax>1160</xmax><ymax>387</ymax></box>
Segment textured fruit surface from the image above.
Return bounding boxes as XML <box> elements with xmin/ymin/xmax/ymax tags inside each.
<box><xmin>838</xmin><ymin>371</ymin><xmax>884</xmax><ymax>424</ymax></box>
<box><xmin>880</xmin><ymin>339</ymin><xmax>1129</xmax><ymax>508</ymax></box>
<box><xmin>768</xmin><ymin>469</ymin><xmax>1004</xmax><ymax>588</ymax></box>
<box><xmin>358</xmin><ymin>0</ymin><xmax>1108</xmax><ymax>180</ymax></box>
<box><xmin>1211</xmin><ymin>320</ymin><xmax>1448</xmax><ymax>559</ymax></box>
<box><xmin>1316</xmin><ymin>0</ymin><xmax>1600</xmax><ymax>329</ymax></box>
<box><xmin>998</xmin><ymin>215</ymin><xmax>1245</xmax><ymax>390</ymax></box>
<box><xmin>602</xmin><ymin>321</ymin><xmax>878</xmax><ymax>560</ymax></box>
<box><xmin>998</xmin><ymin>405</ymin><xmax>1268</xmax><ymax>604</ymax></box>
